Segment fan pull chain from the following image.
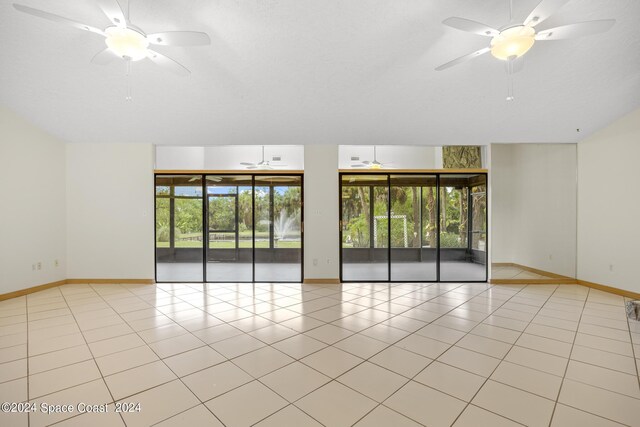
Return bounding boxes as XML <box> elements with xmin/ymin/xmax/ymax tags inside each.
<box><xmin>506</xmin><ymin>75</ymin><xmax>515</xmax><ymax>101</ymax></box>
<box><xmin>125</xmin><ymin>60</ymin><xmax>133</xmax><ymax>102</ymax></box>
<box><xmin>506</xmin><ymin>56</ymin><xmax>515</xmax><ymax>101</ymax></box>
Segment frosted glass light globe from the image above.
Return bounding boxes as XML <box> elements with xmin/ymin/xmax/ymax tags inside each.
<box><xmin>105</xmin><ymin>27</ymin><xmax>149</xmax><ymax>61</ymax></box>
<box><xmin>491</xmin><ymin>26</ymin><xmax>536</xmax><ymax>60</ymax></box>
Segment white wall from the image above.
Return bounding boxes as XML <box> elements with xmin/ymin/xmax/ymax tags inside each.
<box><xmin>577</xmin><ymin>108</ymin><xmax>640</xmax><ymax>293</ymax></box>
<box><xmin>66</xmin><ymin>144</ymin><xmax>154</xmax><ymax>280</ymax></box>
<box><xmin>304</xmin><ymin>145</ymin><xmax>339</xmax><ymax>279</ymax></box>
<box><xmin>0</xmin><ymin>107</ymin><xmax>67</xmax><ymax>293</ymax></box>
<box><xmin>490</xmin><ymin>145</ymin><xmax>516</xmax><ymax>264</ymax></box>
<box><xmin>491</xmin><ymin>144</ymin><xmax>577</xmax><ymax>278</ymax></box>
<box><xmin>155</xmin><ymin>145</ymin><xmax>304</xmax><ymax>170</ymax></box>
<box><xmin>339</xmin><ymin>145</ymin><xmax>439</xmax><ymax>169</ymax></box>
<box><xmin>205</xmin><ymin>146</ymin><xmax>304</xmax><ymax>170</ymax></box>
<box><xmin>155</xmin><ymin>146</ymin><xmax>204</xmax><ymax>170</ymax></box>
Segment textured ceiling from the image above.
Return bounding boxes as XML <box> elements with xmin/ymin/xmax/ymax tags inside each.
<box><xmin>0</xmin><ymin>0</ymin><xmax>639</xmax><ymax>145</ymax></box>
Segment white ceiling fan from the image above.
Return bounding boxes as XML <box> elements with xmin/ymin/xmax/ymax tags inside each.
<box><xmin>435</xmin><ymin>0</ymin><xmax>615</xmax><ymax>73</ymax></box>
<box><xmin>351</xmin><ymin>147</ymin><xmax>392</xmax><ymax>169</ymax></box>
<box><xmin>188</xmin><ymin>176</ymin><xmax>222</xmax><ymax>183</ymax></box>
<box><xmin>240</xmin><ymin>146</ymin><xmax>289</xmax><ymax>170</ymax></box>
<box><xmin>13</xmin><ymin>0</ymin><xmax>210</xmax><ymax>76</ymax></box>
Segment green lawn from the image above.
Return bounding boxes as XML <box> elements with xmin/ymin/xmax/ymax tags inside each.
<box><xmin>156</xmin><ymin>240</ymin><xmax>301</xmax><ymax>248</ymax></box>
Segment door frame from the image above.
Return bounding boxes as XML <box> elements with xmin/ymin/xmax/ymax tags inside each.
<box><xmin>154</xmin><ymin>172</ymin><xmax>304</xmax><ymax>283</ymax></box>
<box><xmin>338</xmin><ymin>171</ymin><xmax>488</xmax><ymax>283</ymax></box>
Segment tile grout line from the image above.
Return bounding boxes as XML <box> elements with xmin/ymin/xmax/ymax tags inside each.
<box><xmin>624</xmin><ymin>297</ymin><xmax>640</xmax><ymax>391</ymax></box>
<box><xmin>3</xmin><ymin>282</ymin><xmax>554</xmax><ymax>424</ymax></box>
<box><xmin>194</xmin><ymin>285</ymin><xmax>329</xmax><ymax>427</ymax></box>
<box><xmin>21</xmin><ymin>287</ymin><xmax>118</xmax><ymax>426</ymax></box>
<box><xmin>98</xmin><ymin>285</ymin><xmax>222</xmax><ymax>424</ymax></box>
<box><xmin>8</xmin><ymin>281</ymin><xmax>635</xmax><ymax>427</ymax></box>
<box><xmin>547</xmin><ymin>286</ymin><xmax>590</xmax><ymax>427</ymax></box>
<box><xmin>207</xmin><ymin>281</ymin><xmax>443</xmax><ymax>427</ymax></box>
<box><xmin>345</xmin><ymin>283</ymin><xmax>503</xmax><ymax>426</ymax></box>
<box><xmin>548</xmin><ymin>292</ymin><xmax>640</xmax><ymax>426</ymax></box>
<box><xmin>193</xmin><ymin>282</ymin><xmax>471</xmax><ymax>426</ymax></box>
<box><xmin>444</xmin><ymin>283</ymin><xmax>561</xmax><ymax>427</ymax></box>
<box><xmin>285</xmin><ymin>282</ymin><xmax>477</xmax><ymax>426</ymax></box>
<box><xmin>91</xmin><ymin>283</ymin><xmax>230</xmax><ymax>427</ymax></box>
<box><xmin>345</xmin><ymin>282</ymin><xmax>530</xmax><ymax>427</ymax></box>
<box><xmin>26</xmin><ymin>293</ymin><xmax>31</xmax><ymax>427</ymax></box>
<box><xmin>419</xmin><ymin>284</ymin><xmax>554</xmax><ymax>424</ymax></box>
<box><xmin>193</xmin><ymin>282</ymin><xmax>528</xmax><ymax>426</ymax></box>
<box><xmin>57</xmin><ymin>283</ymin><xmax>129</xmax><ymax>426</ymax></box>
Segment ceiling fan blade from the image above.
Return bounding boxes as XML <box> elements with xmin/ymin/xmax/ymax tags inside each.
<box><xmin>240</xmin><ymin>162</ymin><xmax>256</xmax><ymax>166</ymax></box>
<box><xmin>97</xmin><ymin>0</ymin><xmax>127</xmax><ymax>27</ymax></box>
<box><xmin>435</xmin><ymin>47</ymin><xmax>491</xmax><ymax>71</ymax></box>
<box><xmin>146</xmin><ymin>31</ymin><xmax>211</xmax><ymax>46</ymax></box>
<box><xmin>362</xmin><ymin>161</ymin><xmax>371</xmax><ymax>164</ymax></box>
<box><xmin>206</xmin><ymin>176</ymin><xmax>222</xmax><ymax>182</ymax></box>
<box><xmin>442</xmin><ymin>17</ymin><xmax>499</xmax><ymax>37</ymax></box>
<box><xmin>524</xmin><ymin>0</ymin><xmax>570</xmax><ymax>27</ymax></box>
<box><xmin>146</xmin><ymin>50</ymin><xmax>190</xmax><ymax>76</ymax></box>
<box><xmin>246</xmin><ymin>166</ymin><xmax>258</xmax><ymax>169</ymax></box>
<box><xmin>91</xmin><ymin>48</ymin><xmax>117</xmax><ymax>65</ymax></box>
<box><xmin>350</xmin><ymin>165</ymin><xmax>366</xmax><ymax>168</ymax></box>
<box><xmin>13</xmin><ymin>4</ymin><xmax>104</xmax><ymax>35</ymax></box>
<box><xmin>535</xmin><ymin>20</ymin><xmax>616</xmax><ymax>40</ymax></box>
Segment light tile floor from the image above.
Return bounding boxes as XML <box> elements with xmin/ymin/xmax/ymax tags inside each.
<box><xmin>0</xmin><ymin>282</ymin><xmax>639</xmax><ymax>426</ymax></box>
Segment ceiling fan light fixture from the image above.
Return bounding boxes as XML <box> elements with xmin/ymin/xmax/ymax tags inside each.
<box><xmin>490</xmin><ymin>25</ymin><xmax>535</xmax><ymax>60</ymax></box>
<box><xmin>105</xmin><ymin>26</ymin><xmax>149</xmax><ymax>61</ymax></box>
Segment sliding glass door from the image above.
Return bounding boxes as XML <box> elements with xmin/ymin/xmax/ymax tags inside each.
<box><xmin>155</xmin><ymin>175</ymin><xmax>204</xmax><ymax>282</ymax></box>
<box><xmin>390</xmin><ymin>175</ymin><xmax>438</xmax><ymax>281</ymax></box>
<box><xmin>340</xmin><ymin>172</ymin><xmax>487</xmax><ymax>282</ymax></box>
<box><xmin>340</xmin><ymin>175</ymin><xmax>389</xmax><ymax>281</ymax></box>
<box><xmin>254</xmin><ymin>176</ymin><xmax>303</xmax><ymax>282</ymax></box>
<box><xmin>205</xmin><ymin>175</ymin><xmax>253</xmax><ymax>282</ymax></box>
<box><xmin>155</xmin><ymin>173</ymin><xmax>303</xmax><ymax>283</ymax></box>
<box><xmin>439</xmin><ymin>174</ymin><xmax>487</xmax><ymax>281</ymax></box>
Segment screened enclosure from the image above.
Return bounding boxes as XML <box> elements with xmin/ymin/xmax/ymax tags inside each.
<box><xmin>155</xmin><ymin>174</ymin><xmax>303</xmax><ymax>283</ymax></box>
<box><xmin>340</xmin><ymin>172</ymin><xmax>487</xmax><ymax>282</ymax></box>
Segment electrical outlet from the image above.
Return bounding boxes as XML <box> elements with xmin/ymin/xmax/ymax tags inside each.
<box><xmin>313</xmin><ymin>258</ymin><xmax>318</xmax><ymax>266</ymax></box>
<box><xmin>32</xmin><ymin>264</ymin><xmax>36</xmax><ymax>271</ymax></box>
<box><xmin>609</xmin><ymin>264</ymin><xmax>614</xmax><ymax>272</ymax></box>
<box><xmin>54</xmin><ymin>259</ymin><xmax>59</xmax><ymax>267</ymax></box>
<box><xmin>37</xmin><ymin>262</ymin><xmax>42</xmax><ymax>270</ymax></box>
<box><xmin>548</xmin><ymin>254</ymin><xmax>553</xmax><ymax>260</ymax></box>
<box><xmin>326</xmin><ymin>259</ymin><xmax>331</xmax><ymax>264</ymax></box>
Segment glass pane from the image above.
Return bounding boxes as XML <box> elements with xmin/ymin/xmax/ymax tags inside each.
<box><xmin>254</xmin><ymin>175</ymin><xmax>302</xmax><ymax>282</ymax></box>
<box><xmin>390</xmin><ymin>175</ymin><xmax>437</xmax><ymax>281</ymax></box>
<box><xmin>341</xmin><ymin>174</ymin><xmax>389</xmax><ymax>281</ymax></box>
<box><xmin>206</xmin><ymin>175</ymin><xmax>253</xmax><ymax>282</ymax></box>
<box><xmin>439</xmin><ymin>174</ymin><xmax>487</xmax><ymax>281</ymax></box>
<box><xmin>155</xmin><ymin>175</ymin><xmax>204</xmax><ymax>282</ymax></box>
<box><xmin>209</xmin><ymin>196</ymin><xmax>236</xmax><ymax>232</ymax></box>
